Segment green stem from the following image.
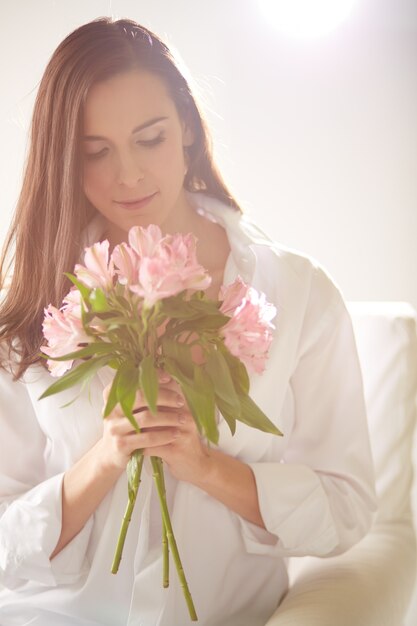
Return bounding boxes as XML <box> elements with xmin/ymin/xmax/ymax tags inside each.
<box><xmin>158</xmin><ymin>460</ymin><xmax>170</xmax><ymax>588</ymax></box>
<box><xmin>151</xmin><ymin>456</ymin><xmax>198</xmax><ymax>621</ymax></box>
<box><xmin>162</xmin><ymin>519</ymin><xmax>169</xmax><ymax>588</ymax></box>
<box><xmin>108</xmin><ymin>293</ymin><xmax>138</xmax><ymax>356</ymax></box>
<box><xmin>111</xmin><ymin>452</ymin><xmax>144</xmax><ymax>574</ymax></box>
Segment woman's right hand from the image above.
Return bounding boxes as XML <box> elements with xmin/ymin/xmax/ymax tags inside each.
<box><xmin>100</xmin><ymin>371</ymin><xmax>185</xmax><ymax>470</ymax></box>
<box><xmin>50</xmin><ymin>371</ymin><xmax>186</xmax><ymax>559</ymax></box>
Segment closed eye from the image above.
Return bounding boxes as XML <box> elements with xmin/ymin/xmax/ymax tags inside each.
<box><xmin>84</xmin><ymin>132</ymin><xmax>166</xmax><ymax>161</ymax></box>
<box><xmin>84</xmin><ymin>148</ymin><xmax>109</xmax><ymax>161</ymax></box>
<box><xmin>137</xmin><ymin>132</ymin><xmax>166</xmax><ymax>147</ymax></box>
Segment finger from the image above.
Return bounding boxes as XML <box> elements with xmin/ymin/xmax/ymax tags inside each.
<box><xmin>136</xmin><ymin>409</ymin><xmax>187</xmax><ymax>430</ymax></box>
<box><xmin>104</xmin><ymin>403</ymin><xmax>125</xmax><ymax>420</ymax></box>
<box><xmin>132</xmin><ymin>388</ymin><xmax>186</xmax><ymax>413</ymax></box>
<box><xmin>159</xmin><ymin>375</ymin><xmax>181</xmax><ymax>394</ymax></box>
<box><xmin>157</xmin><ymin>369</ymin><xmax>171</xmax><ymax>384</ymax></box>
<box><xmin>125</xmin><ymin>427</ymin><xmax>179</xmax><ymax>452</ymax></box>
<box><xmin>103</xmin><ymin>375</ymin><xmax>167</xmax><ymax>405</ymax></box>
<box><xmin>156</xmin><ymin>369</ymin><xmax>185</xmax><ymax>395</ymax></box>
<box><xmin>105</xmin><ymin>409</ymin><xmax>188</xmax><ymax>435</ymax></box>
<box><xmin>104</xmin><ymin>379</ymin><xmax>186</xmax><ymax>420</ymax></box>
<box><xmin>104</xmin><ymin>371</ymin><xmax>171</xmax><ymax>397</ymax></box>
<box><xmin>104</xmin><ymin>414</ymin><xmax>140</xmax><ymax>435</ymax></box>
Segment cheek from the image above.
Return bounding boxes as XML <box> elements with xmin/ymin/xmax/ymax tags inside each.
<box><xmin>155</xmin><ymin>142</ymin><xmax>187</xmax><ymax>185</ymax></box>
<box><xmin>83</xmin><ymin>164</ymin><xmax>114</xmax><ymax>201</ymax></box>
<box><xmin>148</xmin><ymin>127</ymin><xmax>187</xmax><ymax>177</ymax></box>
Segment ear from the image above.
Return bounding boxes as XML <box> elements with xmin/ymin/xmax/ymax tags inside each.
<box><xmin>181</xmin><ymin>121</ymin><xmax>194</xmax><ymax>147</ymax></box>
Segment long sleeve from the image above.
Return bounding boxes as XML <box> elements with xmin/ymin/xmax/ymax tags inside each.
<box><xmin>239</xmin><ymin>265</ymin><xmax>377</xmax><ymax>557</ymax></box>
<box><xmin>0</xmin><ymin>362</ymin><xmax>92</xmax><ymax>588</ymax></box>
<box><xmin>188</xmin><ymin>192</ymin><xmax>376</xmax><ymax>560</ymax></box>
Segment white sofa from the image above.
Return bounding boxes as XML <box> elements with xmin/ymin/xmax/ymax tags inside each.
<box><xmin>266</xmin><ymin>301</ymin><xmax>417</xmax><ymax>626</ymax></box>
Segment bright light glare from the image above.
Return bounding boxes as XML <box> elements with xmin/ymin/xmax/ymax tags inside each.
<box><xmin>259</xmin><ymin>0</ymin><xmax>359</xmax><ymax>38</ymax></box>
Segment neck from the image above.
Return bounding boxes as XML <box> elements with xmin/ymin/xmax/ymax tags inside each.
<box><xmin>102</xmin><ymin>190</ymin><xmax>205</xmax><ymax>249</ymax></box>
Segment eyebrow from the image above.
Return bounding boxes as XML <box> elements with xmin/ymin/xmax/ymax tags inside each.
<box><xmin>83</xmin><ymin>116</ymin><xmax>168</xmax><ymax>141</ymax></box>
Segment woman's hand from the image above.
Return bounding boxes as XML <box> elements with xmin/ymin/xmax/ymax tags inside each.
<box><xmin>53</xmin><ymin>372</ymin><xmax>265</xmax><ymax>562</ymax></box>
<box><xmin>101</xmin><ymin>372</ymin><xmax>211</xmax><ymax>485</ymax></box>
<box><xmin>101</xmin><ymin>371</ymin><xmax>264</xmax><ymax>529</ymax></box>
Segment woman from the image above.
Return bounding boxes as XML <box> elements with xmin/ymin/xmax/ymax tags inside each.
<box><xmin>0</xmin><ymin>17</ymin><xmax>376</xmax><ymax>626</ymax></box>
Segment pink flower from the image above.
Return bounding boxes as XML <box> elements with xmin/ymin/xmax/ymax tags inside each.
<box><xmin>61</xmin><ymin>287</ymin><xmax>83</xmax><ymax>317</ymax></box>
<box><xmin>136</xmin><ymin>256</ymin><xmax>185</xmax><ymax>306</ymax></box>
<box><xmin>221</xmin><ymin>288</ymin><xmax>276</xmax><ymax>374</ymax></box>
<box><xmin>41</xmin><ymin>291</ymin><xmax>90</xmax><ymax>376</ymax></box>
<box><xmin>123</xmin><ymin>226</ymin><xmax>211</xmax><ymax>307</ymax></box>
<box><xmin>112</xmin><ymin>242</ymin><xmax>139</xmax><ymax>286</ymax></box>
<box><xmin>128</xmin><ymin>224</ymin><xmax>161</xmax><ymax>258</ymax></box>
<box><xmin>220</xmin><ymin>277</ymin><xmax>249</xmax><ymax>314</ymax></box>
<box><xmin>75</xmin><ymin>240</ymin><xmax>114</xmax><ymax>290</ymax></box>
<box><xmin>168</xmin><ymin>233</ymin><xmax>211</xmax><ymax>293</ymax></box>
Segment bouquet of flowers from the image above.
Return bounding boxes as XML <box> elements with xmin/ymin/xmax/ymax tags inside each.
<box><xmin>39</xmin><ymin>224</ymin><xmax>281</xmax><ymax>621</ymax></box>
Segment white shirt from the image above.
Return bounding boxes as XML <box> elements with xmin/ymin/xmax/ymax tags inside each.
<box><xmin>0</xmin><ymin>193</ymin><xmax>376</xmax><ymax>626</ymax></box>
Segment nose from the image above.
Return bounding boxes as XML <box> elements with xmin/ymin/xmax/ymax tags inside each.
<box><xmin>116</xmin><ymin>150</ymin><xmax>145</xmax><ymax>187</ymax></box>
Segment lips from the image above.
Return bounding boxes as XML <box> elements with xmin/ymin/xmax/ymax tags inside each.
<box><xmin>115</xmin><ymin>192</ymin><xmax>158</xmax><ymax>209</ymax></box>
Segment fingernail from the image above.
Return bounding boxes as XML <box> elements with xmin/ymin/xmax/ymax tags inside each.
<box><xmin>178</xmin><ymin>414</ymin><xmax>186</xmax><ymax>424</ymax></box>
<box><xmin>176</xmin><ymin>396</ymin><xmax>185</xmax><ymax>407</ymax></box>
<box><xmin>160</xmin><ymin>374</ymin><xmax>171</xmax><ymax>383</ymax></box>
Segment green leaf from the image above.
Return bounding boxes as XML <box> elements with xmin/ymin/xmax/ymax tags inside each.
<box><xmin>188</xmin><ymin>298</ymin><xmax>222</xmax><ymax>314</ymax></box>
<box><xmin>89</xmin><ymin>316</ymin><xmax>139</xmax><ymax>328</ymax></box>
<box><xmin>180</xmin><ymin>366</ymin><xmax>218</xmax><ymax>444</ymax></box>
<box><xmin>81</xmin><ymin>304</ymin><xmax>92</xmax><ymax>331</ymax></box>
<box><xmin>237</xmin><ymin>394</ymin><xmax>283</xmax><ymax>436</ymax></box>
<box><xmin>116</xmin><ymin>362</ymin><xmax>139</xmax><ymax>430</ymax></box>
<box><xmin>139</xmin><ymin>355</ymin><xmax>159</xmax><ymax>415</ymax></box>
<box><xmin>127</xmin><ymin>450</ymin><xmax>144</xmax><ymax>500</ymax></box>
<box><xmin>171</xmin><ymin>313</ymin><xmax>230</xmax><ymax>335</ymax></box>
<box><xmin>45</xmin><ymin>342</ymin><xmax>119</xmax><ymax>362</ymax></box>
<box><xmin>161</xmin><ymin>338</ymin><xmax>194</xmax><ymax>379</ymax></box>
<box><xmin>161</xmin><ymin>295</ymin><xmax>227</xmax><ymax>337</ymax></box>
<box><xmin>195</xmin><ymin>366</ymin><xmax>218</xmax><ymax>443</ymax></box>
<box><xmin>38</xmin><ymin>355</ymin><xmax>111</xmax><ymax>400</ymax></box>
<box><xmin>205</xmin><ymin>349</ymin><xmax>241</xmax><ymax>417</ymax></box>
<box><xmin>103</xmin><ymin>367</ymin><xmax>122</xmax><ymax>417</ymax></box>
<box><xmin>59</xmin><ymin>396</ymin><xmax>79</xmax><ymax>409</ymax></box>
<box><xmin>113</xmin><ymin>293</ymin><xmax>131</xmax><ymax>309</ymax></box>
<box><xmin>64</xmin><ymin>272</ymin><xmax>91</xmax><ymax>304</ymax></box>
<box><xmin>215</xmin><ymin>398</ymin><xmax>237</xmax><ymax>436</ymax></box>
<box><xmin>159</xmin><ymin>293</ymin><xmax>197</xmax><ymax>319</ymax></box>
<box><xmin>162</xmin><ymin>357</ymin><xmax>189</xmax><ymax>384</ymax></box>
<box><xmin>90</xmin><ymin>288</ymin><xmax>111</xmax><ymax>313</ymax></box>
<box><xmin>220</xmin><ymin>348</ymin><xmax>250</xmax><ymax>396</ymax></box>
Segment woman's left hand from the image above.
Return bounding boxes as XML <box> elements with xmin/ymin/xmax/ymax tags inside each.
<box><xmin>140</xmin><ymin>376</ymin><xmax>211</xmax><ymax>485</ymax></box>
<box><xmin>140</xmin><ymin>376</ymin><xmax>265</xmax><ymax>529</ymax></box>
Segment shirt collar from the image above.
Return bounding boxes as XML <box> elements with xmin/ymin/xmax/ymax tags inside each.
<box><xmin>185</xmin><ymin>191</ymin><xmax>262</xmax><ymax>281</ymax></box>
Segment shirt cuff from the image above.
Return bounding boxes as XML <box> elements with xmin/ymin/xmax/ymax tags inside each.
<box><xmin>0</xmin><ymin>472</ymin><xmax>91</xmax><ymax>587</ymax></box>
<box><xmin>240</xmin><ymin>462</ymin><xmax>340</xmax><ymax>557</ymax></box>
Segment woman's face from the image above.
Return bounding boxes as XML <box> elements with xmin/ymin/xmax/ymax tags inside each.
<box><xmin>82</xmin><ymin>69</ymin><xmax>193</xmax><ymax>243</ymax></box>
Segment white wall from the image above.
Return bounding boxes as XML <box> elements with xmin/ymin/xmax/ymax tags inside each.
<box><xmin>1</xmin><ymin>0</ymin><xmax>416</xmax><ymax>308</ymax></box>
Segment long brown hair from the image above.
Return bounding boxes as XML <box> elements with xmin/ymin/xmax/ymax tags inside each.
<box><xmin>0</xmin><ymin>17</ymin><xmax>241</xmax><ymax>379</ymax></box>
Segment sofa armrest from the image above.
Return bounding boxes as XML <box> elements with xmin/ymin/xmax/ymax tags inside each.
<box><xmin>265</xmin><ymin>302</ymin><xmax>417</xmax><ymax>626</ymax></box>
<box><xmin>266</xmin><ymin>521</ymin><xmax>416</xmax><ymax>626</ymax></box>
